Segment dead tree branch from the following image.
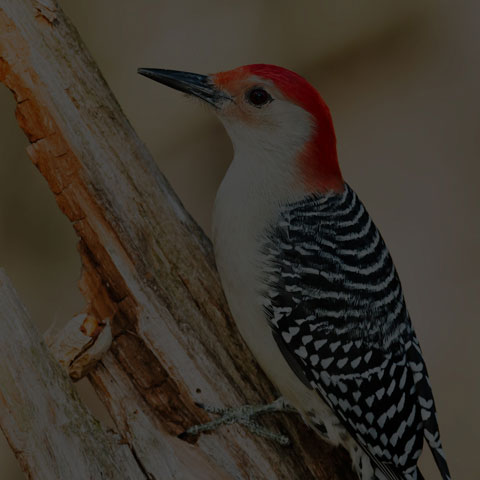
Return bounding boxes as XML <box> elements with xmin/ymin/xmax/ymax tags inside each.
<box><xmin>0</xmin><ymin>270</ymin><xmax>169</xmax><ymax>479</ymax></box>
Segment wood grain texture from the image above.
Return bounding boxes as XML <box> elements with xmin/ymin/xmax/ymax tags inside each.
<box><xmin>0</xmin><ymin>270</ymin><xmax>145</xmax><ymax>479</ymax></box>
<box><xmin>0</xmin><ymin>0</ymin><xmax>356</xmax><ymax>478</ymax></box>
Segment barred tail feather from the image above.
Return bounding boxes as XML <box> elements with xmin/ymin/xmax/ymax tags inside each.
<box><xmin>430</xmin><ymin>445</ymin><xmax>451</xmax><ymax>480</ymax></box>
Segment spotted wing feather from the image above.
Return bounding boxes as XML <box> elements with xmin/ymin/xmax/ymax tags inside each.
<box><xmin>262</xmin><ymin>185</ymin><xmax>450</xmax><ymax>480</ymax></box>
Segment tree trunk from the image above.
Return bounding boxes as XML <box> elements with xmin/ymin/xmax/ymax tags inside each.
<box><xmin>0</xmin><ymin>0</ymin><xmax>355</xmax><ymax>478</ymax></box>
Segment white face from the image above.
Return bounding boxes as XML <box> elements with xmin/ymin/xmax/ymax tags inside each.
<box><xmin>212</xmin><ymin>75</ymin><xmax>317</xmax><ymax>214</ymax></box>
<box><xmin>214</xmin><ymin>76</ymin><xmax>315</xmax><ymax>164</ymax></box>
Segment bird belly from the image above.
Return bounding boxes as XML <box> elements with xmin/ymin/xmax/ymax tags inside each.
<box><xmin>214</xmin><ymin>232</ymin><xmax>348</xmax><ymax>448</ymax></box>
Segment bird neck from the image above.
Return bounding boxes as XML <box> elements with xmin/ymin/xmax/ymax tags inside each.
<box><xmin>212</xmin><ymin>147</ymin><xmax>303</xmax><ymax>262</ymax></box>
<box><xmin>298</xmin><ymin>114</ymin><xmax>343</xmax><ymax>193</ymax></box>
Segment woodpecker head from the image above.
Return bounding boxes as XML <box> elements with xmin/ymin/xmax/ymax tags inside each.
<box><xmin>138</xmin><ymin>64</ymin><xmax>343</xmax><ymax>193</ymax></box>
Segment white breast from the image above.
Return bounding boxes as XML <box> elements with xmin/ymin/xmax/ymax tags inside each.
<box><xmin>212</xmin><ymin>147</ymin><xmax>334</xmax><ymax>423</ymax></box>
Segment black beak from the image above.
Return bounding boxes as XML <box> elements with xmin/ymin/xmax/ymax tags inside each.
<box><xmin>137</xmin><ymin>68</ymin><xmax>230</xmax><ymax>107</ymax></box>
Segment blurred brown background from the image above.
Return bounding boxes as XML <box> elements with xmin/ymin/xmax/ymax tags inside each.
<box><xmin>0</xmin><ymin>1</ymin><xmax>478</xmax><ymax>478</ymax></box>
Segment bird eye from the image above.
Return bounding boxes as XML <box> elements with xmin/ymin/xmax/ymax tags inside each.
<box><xmin>246</xmin><ymin>88</ymin><xmax>272</xmax><ymax>107</ymax></box>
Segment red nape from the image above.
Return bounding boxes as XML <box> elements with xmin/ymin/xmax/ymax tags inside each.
<box><xmin>245</xmin><ymin>64</ymin><xmax>344</xmax><ymax>192</ymax></box>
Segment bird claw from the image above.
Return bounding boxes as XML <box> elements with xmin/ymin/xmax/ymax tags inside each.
<box><xmin>180</xmin><ymin>397</ymin><xmax>293</xmax><ymax>445</ymax></box>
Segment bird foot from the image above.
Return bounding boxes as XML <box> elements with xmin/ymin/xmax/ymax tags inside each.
<box><xmin>181</xmin><ymin>397</ymin><xmax>296</xmax><ymax>445</ymax></box>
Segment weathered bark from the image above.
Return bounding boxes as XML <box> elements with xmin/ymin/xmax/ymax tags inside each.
<box><xmin>0</xmin><ymin>270</ymin><xmax>224</xmax><ymax>480</ymax></box>
<box><xmin>0</xmin><ymin>0</ymin><xmax>356</xmax><ymax>478</ymax></box>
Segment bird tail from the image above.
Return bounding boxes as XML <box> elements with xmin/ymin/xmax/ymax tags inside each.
<box><xmin>423</xmin><ymin>411</ymin><xmax>451</xmax><ymax>479</ymax></box>
<box><xmin>408</xmin><ymin>338</ymin><xmax>451</xmax><ymax>480</ymax></box>
<box><xmin>429</xmin><ymin>440</ymin><xmax>452</xmax><ymax>480</ymax></box>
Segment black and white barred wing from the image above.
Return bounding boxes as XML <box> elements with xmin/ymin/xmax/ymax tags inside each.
<box><xmin>262</xmin><ymin>185</ymin><xmax>450</xmax><ymax>480</ymax></box>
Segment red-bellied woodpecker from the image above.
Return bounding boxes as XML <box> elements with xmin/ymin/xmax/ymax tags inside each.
<box><xmin>138</xmin><ymin>64</ymin><xmax>451</xmax><ymax>480</ymax></box>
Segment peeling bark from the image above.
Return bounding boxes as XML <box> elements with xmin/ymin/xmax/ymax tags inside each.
<box><xmin>0</xmin><ymin>0</ymin><xmax>356</xmax><ymax>478</ymax></box>
<box><xmin>0</xmin><ymin>270</ymin><xmax>149</xmax><ymax>480</ymax></box>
